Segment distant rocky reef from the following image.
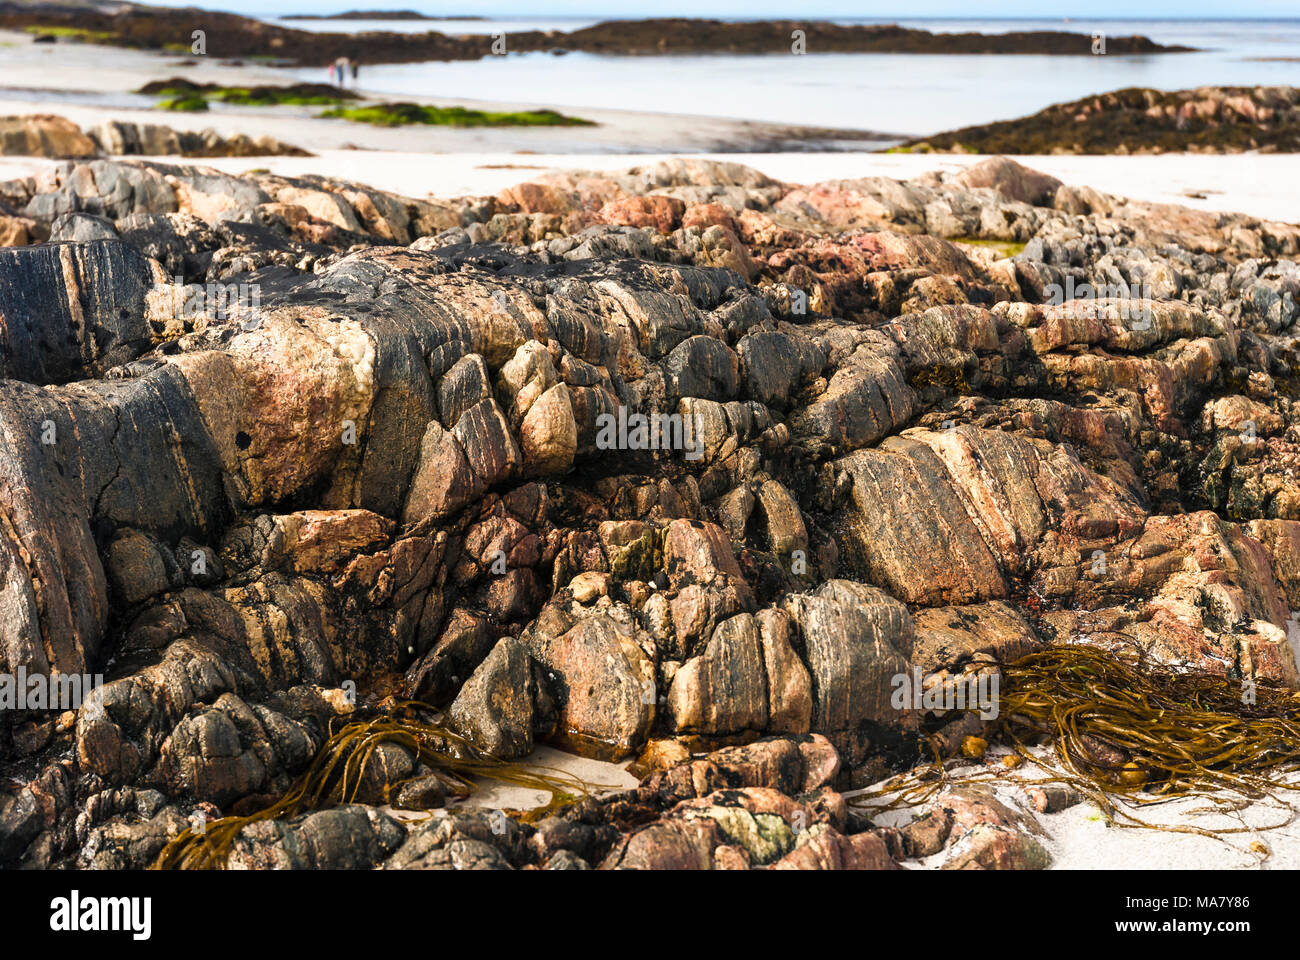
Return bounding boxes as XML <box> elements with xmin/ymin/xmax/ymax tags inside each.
<box><xmin>282</xmin><ymin>10</ymin><xmax>486</xmax><ymax>20</ymax></box>
<box><xmin>896</xmin><ymin>86</ymin><xmax>1300</xmax><ymax>155</ymax></box>
<box><xmin>0</xmin><ymin>4</ymin><xmax>1193</xmax><ymax>66</ymax></box>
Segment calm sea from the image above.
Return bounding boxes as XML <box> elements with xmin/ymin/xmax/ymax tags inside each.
<box><xmin>268</xmin><ymin>17</ymin><xmax>1300</xmax><ymax>136</ymax></box>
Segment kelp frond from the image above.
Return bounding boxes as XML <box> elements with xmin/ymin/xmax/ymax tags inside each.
<box><xmin>852</xmin><ymin>643</ymin><xmax>1300</xmax><ymax>838</ymax></box>
<box><xmin>153</xmin><ymin>701</ymin><xmax>607</xmax><ymax>870</ymax></box>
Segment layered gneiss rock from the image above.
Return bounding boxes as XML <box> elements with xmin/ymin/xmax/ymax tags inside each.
<box><xmin>2</xmin><ymin>153</ymin><xmax>1300</xmax><ymax>869</ymax></box>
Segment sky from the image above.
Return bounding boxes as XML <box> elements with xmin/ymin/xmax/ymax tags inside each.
<box><xmin>137</xmin><ymin>0</ymin><xmax>1300</xmax><ymax>20</ymax></box>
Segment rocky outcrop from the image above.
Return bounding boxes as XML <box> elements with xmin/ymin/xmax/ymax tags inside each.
<box><xmin>0</xmin><ymin>114</ymin><xmax>96</xmax><ymax>158</ymax></box>
<box><xmin>0</xmin><ymin>9</ymin><xmax>1192</xmax><ymax>67</ymax></box>
<box><xmin>87</xmin><ymin>120</ymin><xmax>312</xmax><ymax>159</ymax></box>
<box><xmin>548</xmin><ymin>20</ymin><xmax>1190</xmax><ymax>57</ymax></box>
<box><xmin>0</xmin><ymin>115</ymin><xmax>310</xmax><ymax>159</ymax></box>
<box><xmin>901</xmin><ymin>86</ymin><xmax>1300</xmax><ymax>155</ymax></box>
<box><xmin>2</xmin><ymin>152</ymin><xmax>1300</xmax><ymax>869</ymax></box>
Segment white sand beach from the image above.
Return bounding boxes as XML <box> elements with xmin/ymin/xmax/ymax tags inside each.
<box><xmin>862</xmin><ymin>747</ymin><xmax>1300</xmax><ymax>870</ymax></box>
<box><xmin>445</xmin><ymin>742</ymin><xmax>1300</xmax><ymax>870</ymax></box>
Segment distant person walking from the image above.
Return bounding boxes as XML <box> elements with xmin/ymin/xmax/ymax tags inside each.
<box><xmin>329</xmin><ymin>57</ymin><xmax>353</xmax><ymax>89</ymax></box>
<box><xmin>350</xmin><ymin>60</ymin><xmax>359</xmax><ymax>86</ymax></box>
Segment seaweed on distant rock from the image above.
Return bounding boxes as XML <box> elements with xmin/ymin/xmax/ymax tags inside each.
<box><xmin>138</xmin><ymin>78</ymin><xmax>358</xmax><ymax>108</ymax></box>
<box><xmin>898</xmin><ymin>86</ymin><xmax>1300</xmax><ymax>155</ymax></box>
<box><xmin>319</xmin><ymin>102</ymin><xmax>596</xmax><ymax>128</ymax></box>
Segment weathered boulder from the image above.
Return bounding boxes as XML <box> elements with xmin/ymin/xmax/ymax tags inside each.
<box><xmin>521</xmin><ymin>601</ymin><xmax>656</xmax><ymax>760</ymax></box>
<box><xmin>0</xmin><ymin>114</ymin><xmax>97</xmax><ymax>158</ymax></box>
<box><xmin>0</xmin><ymin>239</ymin><xmax>162</xmax><ymax>383</ymax></box>
<box><xmin>783</xmin><ymin>581</ymin><xmax>917</xmax><ymax>766</ymax></box>
<box><xmin>446</xmin><ymin>637</ymin><xmax>539</xmax><ymax>759</ymax></box>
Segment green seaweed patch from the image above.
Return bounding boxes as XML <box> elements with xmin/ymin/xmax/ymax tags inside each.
<box><xmin>22</xmin><ymin>25</ymin><xmax>117</xmax><ymax>42</ymax></box>
<box><xmin>208</xmin><ymin>87</ymin><xmax>349</xmax><ymax>106</ymax></box>
<box><xmin>156</xmin><ymin>95</ymin><xmax>209</xmax><ymax>112</ymax></box>
<box><xmin>137</xmin><ymin>78</ymin><xmax>357</xmax><ymax>107</ymax></box>
<box><xmin>319</xmin><ymin>101</ymin><xmax>596</xmax><ymax>128</ymax></box>
<box><xmin>952</xmin><ymin>236</ymin><xmax>1027</xmax><ymax>258</ymax></box>
<box><xmin>686</xmin><ymin>806</ymin><xmax>795</xmax><ymax>864</ymax></box>
<box><xmin>607</xmin><ymin>525</ymin><xmax>667</xmax><ymax>582</ymax></box>
<box><xmin>884</xmin><ymin>141</ymin><xmax>977</xmax><ymax>155</ymax></box>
